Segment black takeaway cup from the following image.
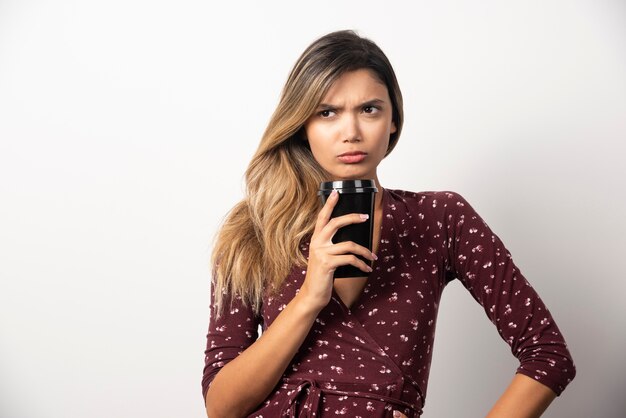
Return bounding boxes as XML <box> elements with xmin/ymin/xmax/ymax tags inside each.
<box><xmin>318</xmin><ymin>179</ymin><xmax>378</xmax><ymax>278</ymax></box>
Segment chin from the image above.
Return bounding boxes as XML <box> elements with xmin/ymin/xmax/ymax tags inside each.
<box><xmin>323</xmin><ymin>164</ymin><xmax>375</xmax><ymax>181</ymax></box>
<box><xmin>333</xmin><ymin>173</ymin><xmax>372</xmax><ymax>181</ymax></box>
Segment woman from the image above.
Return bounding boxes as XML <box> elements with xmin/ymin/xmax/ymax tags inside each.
<box><xmin>202</xmin><ymin>30</ymin><xmax>575</xmax><ymax>417</ymax></box>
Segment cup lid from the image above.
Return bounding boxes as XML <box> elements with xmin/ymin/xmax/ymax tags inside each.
<box><xmin>318</xmin><ymin>179</ymin><xmax>378</xmax><ymax>194</ymax></box>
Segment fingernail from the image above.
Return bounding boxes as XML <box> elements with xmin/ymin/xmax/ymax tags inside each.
<box><xmin>367</xmin><ymin>266</ymin><xmax>373</xmax><ymax>272</ymax></box>
<box><xmin>393</xmin><ymin>411</ymin><xmax>402</xmax><ymax>418</ymax></box>
<box><xmin>330</xmin><ymin>190</ymin><xmax>338</xmax><ymax>197</ymax></box>
<box><xmin>359</xmin><ymin>214</ymin><xmax>369</xmax><ymax>220</ymax></box>
<box><xmin>372</xmin><ymin>253</ymin><xmax>378</xmax><ymax>260</ymax></box>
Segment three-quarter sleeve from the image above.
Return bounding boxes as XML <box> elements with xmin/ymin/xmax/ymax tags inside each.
<box><xmin>445</xmin><ymin>192</ymin><xmax>576</xmax><ymax>395</ymax></box>
<box><xmin>201</xmin><ymin>276</ymin><xmax>262</xmax><ymax>402</ymax></box>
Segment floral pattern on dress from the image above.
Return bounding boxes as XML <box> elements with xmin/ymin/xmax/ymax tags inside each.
<box><xmin>202</xmin><ymin>189</ymin><xmax>576</xmax><ymax>416</ymax></box>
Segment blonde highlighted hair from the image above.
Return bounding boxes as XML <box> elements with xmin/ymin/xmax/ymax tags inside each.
<box><xmin>211</xmin><ymin>30</ymin><xmax>404</xmax><ymax>316</ymax></box>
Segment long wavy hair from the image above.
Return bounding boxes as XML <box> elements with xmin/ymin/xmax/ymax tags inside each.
<box><xmin>211</xmin><ymin>30</ymin><xmax>404</xmax><ymax>317</ymax></box>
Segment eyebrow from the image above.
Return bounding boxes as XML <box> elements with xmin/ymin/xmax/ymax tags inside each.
<box><xmin>316</xmin><ymin>98</ymin><xmax>387</xmax><ymax>111</ymax></box>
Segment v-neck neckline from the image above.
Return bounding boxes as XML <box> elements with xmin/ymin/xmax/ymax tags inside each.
<box><xmin>332</xmin><ymin>187</ymin><xmax>388</xmax><ymax>314</ymax></box>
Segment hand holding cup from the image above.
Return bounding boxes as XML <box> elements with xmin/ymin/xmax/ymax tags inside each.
<box><xmin>298</xmin><ymin>189</ymin><xmax>377</xmax><ymax>313</ymax></box>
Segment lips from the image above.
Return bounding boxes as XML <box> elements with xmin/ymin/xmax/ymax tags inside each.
<box><xmin>337</xmin><ymin>151</ymin><xmax>367</xmax><ymax>164</ymax></box>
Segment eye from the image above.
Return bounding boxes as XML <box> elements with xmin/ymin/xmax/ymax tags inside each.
<box><xmin>318</xmin><ymin>109</ymin><xmax>336</xmax><ymax>118</ymax></box>
<box><xmin>363</xmin><ymin>105</ymin><xmax>380</xmax><ymax>114</ymax></box>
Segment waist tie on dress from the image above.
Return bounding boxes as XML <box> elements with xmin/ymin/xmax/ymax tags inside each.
<box><xmin>279</xmin><ymin>378</ymin><xmax>423</xmax><ymax>417</ymax></box>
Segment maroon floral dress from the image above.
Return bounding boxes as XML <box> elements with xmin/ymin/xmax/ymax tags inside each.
<box><xmin>202</xmin><ymin>189</ymin><xmax>575</xmax><ymax>417</ymax></box>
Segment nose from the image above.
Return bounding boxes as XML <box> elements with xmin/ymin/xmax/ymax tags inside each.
<box><xmin>342</xmin><ymin>112</ymin><xmax>362</xmax><ymax>142</ymax></box>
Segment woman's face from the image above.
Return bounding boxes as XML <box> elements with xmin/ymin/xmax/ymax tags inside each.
<box><xmin>303</xmin><ymin>69</ymin><xmax>396</xmax><ymax>182</ymax></box>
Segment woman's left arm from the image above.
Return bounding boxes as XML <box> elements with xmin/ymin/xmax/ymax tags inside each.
<box><xmin>486</xmin><ymin>373</ymin><xmax>556</xmax><ymax>418</ymax></box>
<box><xmin>444</xmin><ymin>192</ymin><xmax>576</xmax><ymax>411</ymax></box>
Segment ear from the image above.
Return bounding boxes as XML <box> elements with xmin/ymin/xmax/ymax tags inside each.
<box><xmin>390</xmin><ymin>121</ymin><xmax>397</xmax><ymax>134</ymax></box>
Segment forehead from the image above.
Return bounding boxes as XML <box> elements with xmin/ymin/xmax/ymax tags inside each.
<box><xmin>321</xmin><ymin>69</ymin><xmax>389</xmax><ymax>103</ymax></box>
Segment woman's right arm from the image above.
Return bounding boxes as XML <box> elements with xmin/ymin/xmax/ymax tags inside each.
<box><xmin>205</xmin><ymin>190</ymin><xmax>376</xmax><ymax>418</ymax></box>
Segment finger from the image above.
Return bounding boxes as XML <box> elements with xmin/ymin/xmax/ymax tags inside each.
<box><xmin>318</xmin><ymin>212</ymin><xmax>369</xmax><ymax>242</ymax></box>
<box><xmin>330</xmin><ymin>254</ymin><xmax>373</xmax><ymax>273</ymax></box>
<box><xmin>393</xmin><ymin>411</ymin><xmax>408</xmax><ymax>418</ymax></box>
<box><xmin>314</xmin><ymin>189</ymin><xmax>339</xmax><ymax>234</ymax></box>
<box><xmin>326</xmin><ymin>241</ymin><xmax>377</xmax><ymax>261</ymax></box>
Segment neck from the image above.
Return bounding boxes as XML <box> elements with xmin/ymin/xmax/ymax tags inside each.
<box><xmin>373</xmin><ymin>177</ymin><xmax>383</xmax><ymax>212</ymax></box>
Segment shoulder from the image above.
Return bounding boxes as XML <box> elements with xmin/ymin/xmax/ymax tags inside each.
<box><xmin>384</xmin><ymin>189</ymin><xmax>481</xmax><ymax>230</ymax></box>
<box><xmin>386</xmin><ymin>188</ymin><xmax>471</xmax><ymax>209</ymax></box>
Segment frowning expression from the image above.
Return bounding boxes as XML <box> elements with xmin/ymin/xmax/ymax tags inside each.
<box><xmin>304</xmin><ymin>69</ymin><xmax>397</xmax><ymax>181</ymax></box>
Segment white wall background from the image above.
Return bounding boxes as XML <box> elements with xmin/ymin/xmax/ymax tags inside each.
<box><xmin>1</xmin><ymin>1</ymin><xmax>624</xmax><ymax>417</ymax></box>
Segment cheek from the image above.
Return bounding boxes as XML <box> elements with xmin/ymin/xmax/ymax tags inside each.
<box><xmin>305</xmin><ymin>125</ymin><xmax>332</xmax><ymax>152</ymax></box>
<box><xmin>375</xmin><ymin>124</ymin><xmax>392</xmax><ymax>150</ymax></box>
